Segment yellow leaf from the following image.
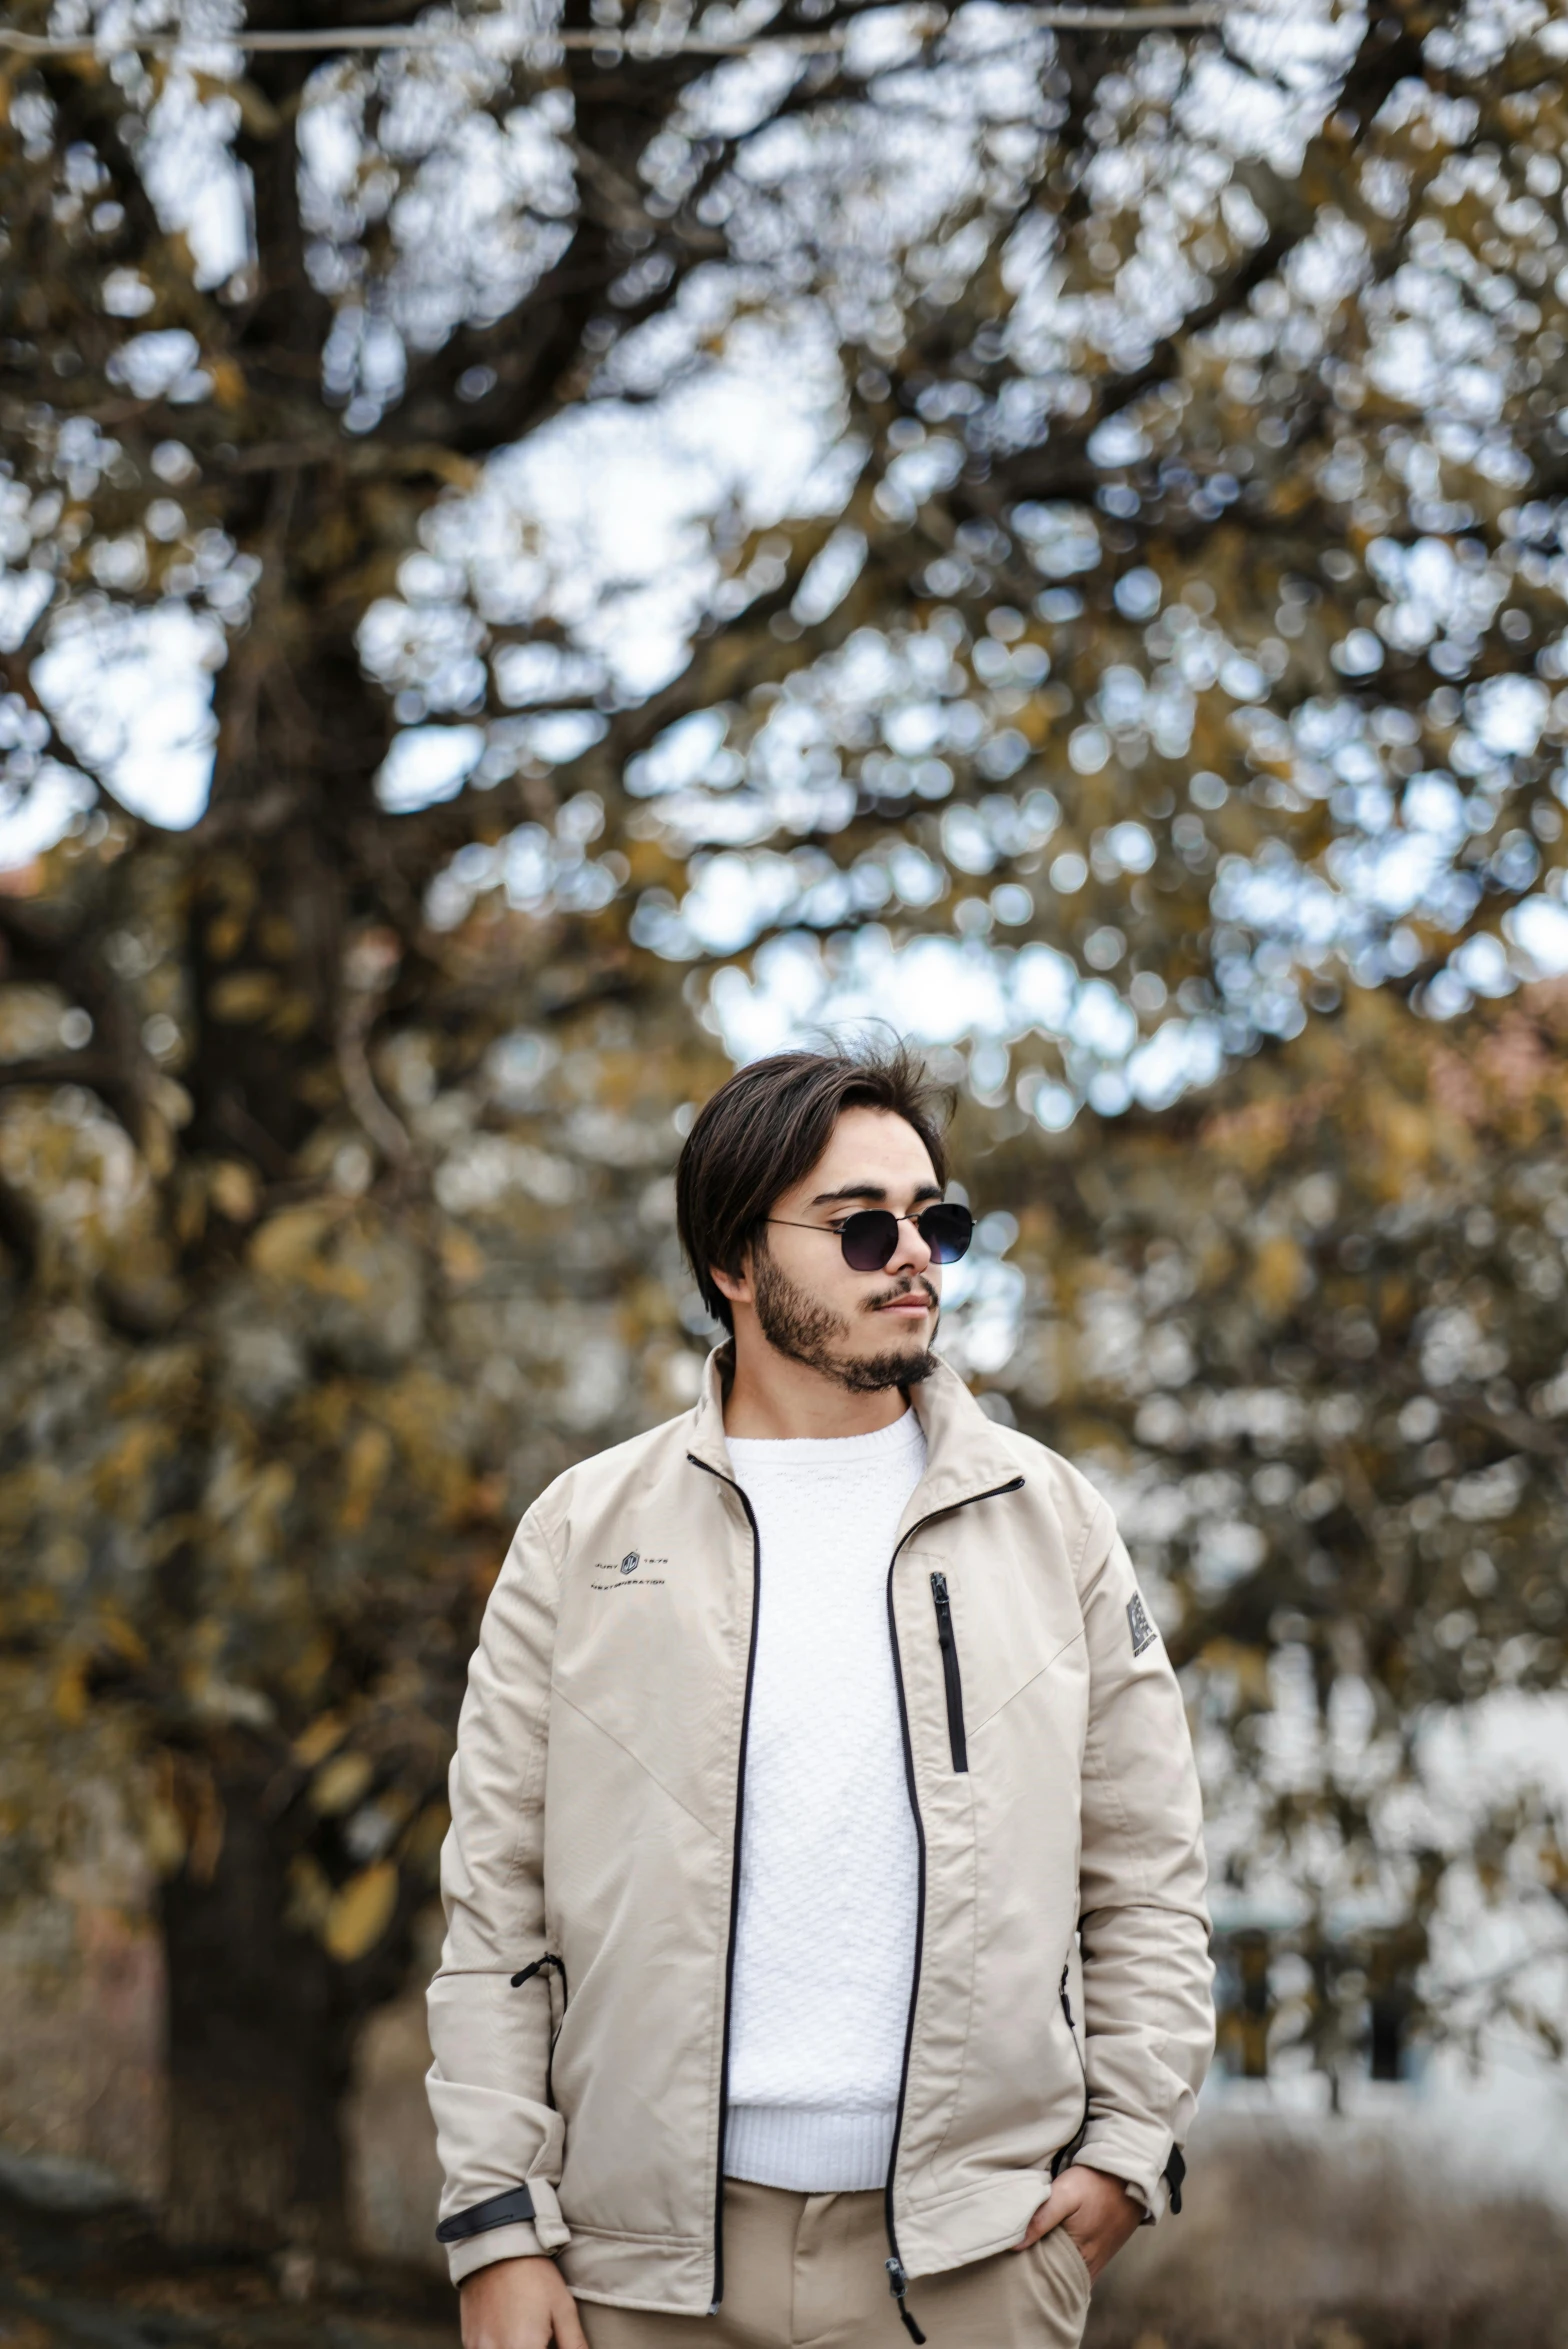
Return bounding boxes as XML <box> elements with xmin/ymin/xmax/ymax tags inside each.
<box><xmin>1376</xmin><ymin>1100</ymin><xmax>1430</xmax><ymax>1168</ymax></box>
<box><xmin>341</xmin><ymin>1423</ymin><xmax>393</xmax><ymax>1532</ymax></box>
<box><xmin>208</xmin><ymin>357</ymin><xmax>248</xmax><ymax>411</ymax></box>
<box><xmin>96</xmin><ymin>1610</ymin><xmax>148</xmax><ymax>1666</ymax></box>
<box><xmin>145</xmin><ymin>1795</ymin><xmax>187</xmax><ymax>1876</ymax></box>
<box><xmin>53</xmin><ymin>1653</ymin><xmax>88</xmax><ymax>1727</ymax></box>
<box><xmin>210</xmin><ymin>1160</ymin><xmax>259</xmax><ymax>1222</ymax></box>
<box><xmin>1251</xmin><ymin>1235</ymin><xmax>1306</xmax><ymax>1317</ymax></box>
<box><xmin>440</xmin><ymin>1229</ymin><xmax>486</xmax><ymax>1288</ymax></box>
<box><xmin>249</xmin><ymin>1204</ymin><xmax>336</xmax><ymax>1277</ymax></box>
<box><xmin>311</xmin><ymin>1749</ymin><xmax>374</xmax><ymax>1815</ymax></box>
<box><xmin>205</xmin><ymin>911</ymin><xmax>246</xmax><ymax>962</ymax></box>
<box><xmin>208</xmin><ymin>970</ymin><xmax>278</xmax><ymax>1023</ymax></box>
<box><xmin>292</xmin><ymin>1711</ymin><xmax>346</xmax><ymax>1769</ymax></box>
<box><xmin>324</xmin><ymin>1862</ymin><xmax>397</xmax><ymax>1963</ymax></box>
<box><xmin>284</xmin><ymin>1632</ymin><xmax>333</xmax><ymax>1702</ymax></box>
<box><xmin>151</xmin><ymin>1076</ymin><xmax>194</xmax><ymax>1128</ymax></box>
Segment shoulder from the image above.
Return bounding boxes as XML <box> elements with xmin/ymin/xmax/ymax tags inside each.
<box><xmin>991</xmin><ymin>1422</ymin><xmax>1115</xmax><ymax>1574</ymax></box>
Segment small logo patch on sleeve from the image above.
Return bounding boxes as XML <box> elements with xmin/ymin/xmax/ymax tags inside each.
<box><xmin>1127</xmin><ymin>1592</ymin><xmax>1158</xmax><ymax>1657</ymax></box>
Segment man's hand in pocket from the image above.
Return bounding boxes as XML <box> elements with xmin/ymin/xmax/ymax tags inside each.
<box><xmin>1015</xmin><ymin>2165</ymin><xmax>1142</xmax><ymax>2281</ymax></box>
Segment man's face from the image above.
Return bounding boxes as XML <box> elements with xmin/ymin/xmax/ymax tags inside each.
<box><xmin>735</xmin><ymin>1106</ymin><xmax>946</xmax><ymax>1394</ymax></box>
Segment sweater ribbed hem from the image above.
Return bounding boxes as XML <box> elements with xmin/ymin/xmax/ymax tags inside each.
<box><xmin>723</xmin><ymin>2105</ymin><xmax>896</xmax><ymax>2193</ymax></box>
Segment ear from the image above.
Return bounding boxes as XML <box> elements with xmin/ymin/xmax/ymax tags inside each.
<box><xmin>709</xmin><ymin>1253</ymin><xmax>753</xmax><ymax>1308</ymax></box>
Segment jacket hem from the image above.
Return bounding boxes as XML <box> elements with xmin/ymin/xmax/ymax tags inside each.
<box><xmin>898</xmin><ymin>2169</ymin><xmax>1051</xmax><ymax>2280</ymax></box>
<box><xmin>557</xmin><ymin>2174</ymin><xmax>1056</xmax><ymax>2307</ymax></box>
<box><xmin>558</xmin><ymin>2223</ymin><xmax>715</xmax><ymax>2312</ymax></box>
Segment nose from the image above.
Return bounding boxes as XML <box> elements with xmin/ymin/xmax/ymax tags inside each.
<box><xmin>886</xmin><ymin>1213</ymin><xmax>933</xmax><ymax>1281</ymax></box>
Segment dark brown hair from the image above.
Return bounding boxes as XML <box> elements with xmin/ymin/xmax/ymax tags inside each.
<box><xmin>676</xmin><ymin>1040</ymin><xmax>954</xmax><ymax>1333</ymax></box>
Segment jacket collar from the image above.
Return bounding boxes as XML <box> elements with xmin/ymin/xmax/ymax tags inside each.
<box><xmin>686</xmin><ymin>1344</ymin><xmax>736</xmax><ymax>1475</ymax></box>
<box><xmin>905</xmin><ymin>1351</ymin><xmax>1025</xmax><ymax>1515</ymax></box>
<box><xmin>686</xmin><ymin>1343</ymin><xmax>1023</xmax><ymax>1515</ymax></box>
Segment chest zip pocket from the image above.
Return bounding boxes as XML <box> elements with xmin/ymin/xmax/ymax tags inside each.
<box><xmin>930</xmin><ymin>1573</ymin><xmax>968</xmax><ymax>1774</ymax></box>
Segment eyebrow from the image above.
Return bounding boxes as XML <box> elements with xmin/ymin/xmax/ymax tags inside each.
<box><xmin>808</xmin><ymin>1180</ymin><xmax>944</xmax><ymax>1209</ymax></box>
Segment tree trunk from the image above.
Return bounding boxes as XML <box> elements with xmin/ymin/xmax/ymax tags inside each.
<box><xmin>160</xmin><ymin>1753</ymin><xmax>351</xmax><ymax>2251</ymax></box>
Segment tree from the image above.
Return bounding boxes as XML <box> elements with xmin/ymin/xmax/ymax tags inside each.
<box><xmin>2</xmin><ymin>0</ymin><xmax>1567</xmax><ymax>2249</ymax></box>
<box><xmin>964</xmin><ymin>981</ymin><xmax>1568</xmax><ymax>2097</ymax></box>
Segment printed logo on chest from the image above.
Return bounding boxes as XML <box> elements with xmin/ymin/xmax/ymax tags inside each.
<box><xmin>589</xmin><ymin>1545</ymin><xmax>669</xmax><ymax>1592</ymax></box>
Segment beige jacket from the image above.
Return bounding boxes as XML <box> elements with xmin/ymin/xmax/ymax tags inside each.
<box><xmin>426</xmin><ymin>1352</ymin><xmax>1213</xmax><ymax>2317</ymax></box>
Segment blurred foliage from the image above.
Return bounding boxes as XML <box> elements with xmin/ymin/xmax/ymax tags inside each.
<box><xmin>975</xmin><ymin>979</ymin><xmax>1568</xmax><ymax>2098</ymax></box>
<box><xmin>3</xmin><ymin>0</ymin><xmax>1568</xmax><ymax>2246</ymax></box>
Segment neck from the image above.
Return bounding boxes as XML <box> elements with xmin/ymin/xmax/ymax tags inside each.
<box><xmin>722</xmin><ymin>1328</ymin><xmax>913</xmax><ymax>1441</ymax></box>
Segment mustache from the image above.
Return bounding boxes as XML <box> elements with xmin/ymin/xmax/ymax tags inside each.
<box><xmin>864</xmin><ymin>1278</ymin><xmax>939</xmax><ymax>1313</ymax></box>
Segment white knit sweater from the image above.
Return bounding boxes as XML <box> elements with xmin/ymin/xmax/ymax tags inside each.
<box><xmin>722</xmin><ymin>1410</ymin><xmax>927</xmax><ymax>2194</ymax></box>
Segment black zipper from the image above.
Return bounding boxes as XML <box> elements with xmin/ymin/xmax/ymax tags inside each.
<box><xmin>929</xmin><ymin>1573</ymin><xmax>968</xmax><ymax>1773</ymax></box>
<box><xmin>510</xmin><ymin>1954</ymin><xmax>568</xmax><ymax>2106</ymax></box>
<box><xmin>688</xmin><ymin>1454</ymin><xmax>763</xmax><ymax>2318</ymax></box>
<box><xmin>883</xmin><ymin>1475</ymin><xmax>1024</xmax><ymax>2347</ymax></box>
<box><xmin>1051</xmin><ymin>1959</ymin><xmax>1089</xmax><ymax>2179</ymax></box>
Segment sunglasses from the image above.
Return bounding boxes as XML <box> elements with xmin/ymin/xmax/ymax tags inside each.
<box><xmin>768</xmin><ymin>1201</ymin><xmax>975</xmax><ymax>1273</ymax></box>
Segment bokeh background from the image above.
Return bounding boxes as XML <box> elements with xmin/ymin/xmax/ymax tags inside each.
<box><xmin>4</xmin><ymin>0</ymin><xmax>1568</xmax><ymax>2340</ymax></box>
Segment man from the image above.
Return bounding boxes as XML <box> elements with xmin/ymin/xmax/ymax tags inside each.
<box><xmin>427</xmin><ymin>1043</ymin><xmax>1214</xmax><ymax>2349</ymax></box>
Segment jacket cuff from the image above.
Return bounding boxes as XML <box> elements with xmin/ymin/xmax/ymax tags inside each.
<box><xmin>442</xmin><ymin>2175</ymin><xmax>570</xmax><ymax>2283</ymax></box>
<box><xmin>1071</xmin><ymin>2119</ymin><xmax>1180</xmax><ymax>2223</ymax></box>
<box><xmin>448</xmin><ymin>2218</ymin><xmax>549</xmax><ymax>2285</ymax></box>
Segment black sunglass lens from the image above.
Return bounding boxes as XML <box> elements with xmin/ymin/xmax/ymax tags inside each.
<box><xmin>919</xmin><ymin>1204</ymin><xmax>974</xmax><ymax>1264</ymax></box>
<box><xmin>839</xmin><ymin>1210</ymin><xmax>900</xmax><ymax>1271</ymax></box>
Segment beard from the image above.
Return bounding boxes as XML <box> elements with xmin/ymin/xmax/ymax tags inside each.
<box><xmin>751</xmin><ymin>1243</ymin><xmax>939</xmax><ymax>1393</ymax></box>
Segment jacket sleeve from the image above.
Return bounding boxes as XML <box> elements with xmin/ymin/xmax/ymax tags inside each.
<box><xmin>425</xmin><ymin>1501</ymin><xmax>571</xmax><ymax>2284</ymax></box>
<box><xmin>1071</xmin><ymin>1501</ymin><xmax>1214</xmax><ymax>2219</ymax></box>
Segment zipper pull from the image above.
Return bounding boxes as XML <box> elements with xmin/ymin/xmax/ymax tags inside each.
<box><xmin>885</xmin><ymin>2259</ymin><xmax>927</xmax><ymax>2345</ymax></box>
<box><xmin>511</xmin><ymin>1954</ymin><xmax>566</xmax><ymax>1992</ymax></box>
<box><xmin>931</xmin><ymin>1574</ymin><xmax>954</xmax><ymax>1650</ymax></box>
<box><xmin>1059</xmin><ymin>1963</ymin><xmax>1074</xmax><ymax>2030</ymax></box>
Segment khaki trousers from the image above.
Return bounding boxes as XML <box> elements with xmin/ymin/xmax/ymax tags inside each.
<box><xmin>579</xmin><ymin>2181</ymin><xmax>1092</xmax><ymax>2349</ymax></box>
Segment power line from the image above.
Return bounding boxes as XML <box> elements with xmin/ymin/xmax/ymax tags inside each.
<box><xmin>0</xmin><ymin>6</ymin><xmax>1239</xmax><ymax>64</ymax></box>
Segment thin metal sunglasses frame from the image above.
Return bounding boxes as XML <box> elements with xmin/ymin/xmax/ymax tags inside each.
<box><xmin>766</xmin><ymin>1201</ymin><xmax>975</xmax><ymax>1271</ymax></box>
